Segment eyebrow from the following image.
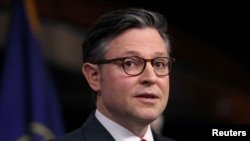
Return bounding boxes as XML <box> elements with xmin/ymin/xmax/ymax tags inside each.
<box><xmin>122</xmin><ymin>51</ymin><xmax>139</xmax><ymax>56</ymax></box>
<box><xmin>122</xmin><ymin>50</ymin><xmax>168</xmax><ymax>57</ymax></box>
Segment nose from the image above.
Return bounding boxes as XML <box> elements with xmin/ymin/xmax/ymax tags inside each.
<box><xmin>138</xmin><ymin>62</ymin><xmax>157</xmax><ymax>85</ymax></box>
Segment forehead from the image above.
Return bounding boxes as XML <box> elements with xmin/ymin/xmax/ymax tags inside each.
<box><xmin>106</xmin><ymin>28</ymin><xmax>168</xmax><ymax>58</ymax></box>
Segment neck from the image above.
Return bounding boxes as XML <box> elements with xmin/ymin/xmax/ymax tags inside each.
<box><xmin>97</xmin><ymin>108</ymin><xmax>151</xmax><ymax>137</ymax></box>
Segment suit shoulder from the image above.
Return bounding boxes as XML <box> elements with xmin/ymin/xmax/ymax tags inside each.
<box><xmin>154</xmin><ymin>133</ymin><xmax>175</xmax><ymax>141</ymax></box>
<box><xmin>47</xmin><ymin>128</ymin><xmax>85</xmax><ymax>141</ymax></box>
<box><xmin>162</xmin><ymin>136</ymin><xmax>175</xmax><ymax>141</ymax></box>
<box><xmin>158</xmin><ymin>135</ymin><xmax>175</xmax><ymax>141</ymax></box>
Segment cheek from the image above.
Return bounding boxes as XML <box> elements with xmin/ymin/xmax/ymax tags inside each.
<box><xmin>159</xmin><ymin>78</ymin><xmax>170</xmax><ymax>96</ymax></box>
<box><xmin>101</xmin><ymin>67</ymin><xmax>136</xmax><ymax>95</ymax></box>
<box><xmin>102</xmin><ymin>65</ymin><xmax>136</xmax><ymax>87</ymax></box>
<box><xmin>100</xmin><ymin>73</ymin><xmax>137</xmax><ymax>110</ymax></box>
<box><xmin>103</xmin><ymin>75</ymin><xmax>135</xmax><ymax>94</ymax></box>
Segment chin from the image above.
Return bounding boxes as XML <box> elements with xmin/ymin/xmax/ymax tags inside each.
<box><xmin>138</xmin><ymin>113</ymin><xmax>159</xmax><ymax>122</ymax></box>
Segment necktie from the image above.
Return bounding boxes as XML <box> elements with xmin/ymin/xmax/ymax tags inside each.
<box><xmin>141</xmin><ymin>139</ymin><xmax>147</xmax><ymax>141</ymax></box>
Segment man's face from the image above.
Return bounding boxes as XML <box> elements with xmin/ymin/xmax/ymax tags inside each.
<box><xmin>96</xmin><ymin>28</ymin><xmax>170</xmax><ymax>126</ymax></box>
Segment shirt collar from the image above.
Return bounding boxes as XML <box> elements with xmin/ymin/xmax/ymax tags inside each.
<box><xmin>95</xmin><ymin>109</ymin><xmax>154</xmax><ymax>141</ymax></box>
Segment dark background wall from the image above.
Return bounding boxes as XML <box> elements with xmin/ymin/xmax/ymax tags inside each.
<box><xmin>0</xmin><ymin>0</ymin><xmax>249</xmax><ymax>140</ymax></box>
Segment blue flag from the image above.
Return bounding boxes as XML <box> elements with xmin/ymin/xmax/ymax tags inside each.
<box><xmin>0</xmin><ymin>0</ymin><xmax>65</xmax><ymax>140</ymax></box>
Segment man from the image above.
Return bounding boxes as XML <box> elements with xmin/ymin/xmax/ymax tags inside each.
<box><xmin>49</xmin><ymin>7</ymin><xmax>175</xmax><ymax>141</ymax></box>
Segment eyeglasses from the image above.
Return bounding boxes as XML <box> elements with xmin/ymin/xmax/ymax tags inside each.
<box><xmin>94</xmin><ymin>56</ymin><xmax>175</xmax><ymax>76</ymax></box>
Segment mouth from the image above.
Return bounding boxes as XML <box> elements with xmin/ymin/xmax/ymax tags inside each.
<box><xmin>135</xmin><ymin>94</ymin><xmax>159</xmax><ymax>99</ymax></box>
<box><xmin>135</xmin><ymin>93</ymin><xmax>159</xmax><ymax>104</ymax></box>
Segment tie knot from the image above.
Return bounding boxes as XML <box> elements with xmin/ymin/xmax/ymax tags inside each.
<box><xmin>141</xmin><ymin>138</ymin><xmax>147</xmax><ymax>141</ymax></box>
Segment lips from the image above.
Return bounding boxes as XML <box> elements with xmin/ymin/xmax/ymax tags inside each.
<box><xmin>135</xmin><ymin>94</ymin><xmax>159</xmax><ymax>99</ymax></box>
<box><xmin>135</xmin><ymin>93</ymin><xmax>159</xmax><ymax>104</ymax></box>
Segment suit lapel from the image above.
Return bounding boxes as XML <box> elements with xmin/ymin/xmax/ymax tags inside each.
<box><xmin>80</xmin><ymin>111</ymin><xmax>173</xmax><ymax>141</ymax></box>
<box><xmin>152</xmin><ymin>130</ymin><xmax>174</xmax><ymax>141</ymax></box>
<box><xmin>80</xmin><ymin>112</ymin><xmax>115</xmax><ymax>141</ymax></box>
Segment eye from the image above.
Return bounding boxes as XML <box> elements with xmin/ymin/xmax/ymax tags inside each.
<box><xmin>124</xmin><ymin>60</ymin><xmax>135</xmax><ymax>67</ymax></box>
<box><xmin>123</xmin><ymin>57</ymin><xmax>142</xmax><ymax>69</ymax></box>
<box><xmin>153</xmin><ymin>59</ymin><xmax>167</xmax><ymax>69</ymax></box>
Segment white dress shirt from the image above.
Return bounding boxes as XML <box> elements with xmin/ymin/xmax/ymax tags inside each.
<box><xmin>95</xmin><ymin>109</ymin><xmax>154</xmax><ymax>141</ymax></box>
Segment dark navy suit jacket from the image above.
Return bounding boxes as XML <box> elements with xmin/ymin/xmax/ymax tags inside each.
<box><xmin>48</xmin><ymin>112</ymin><xmax>174</xmax><ymax>141</ymax></box>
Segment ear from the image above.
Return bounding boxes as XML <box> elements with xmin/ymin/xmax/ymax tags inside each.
<box><xmin>82</xmin><ymin>63</ymin><xmax>101</xmax><ymax>91</ymax></box>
